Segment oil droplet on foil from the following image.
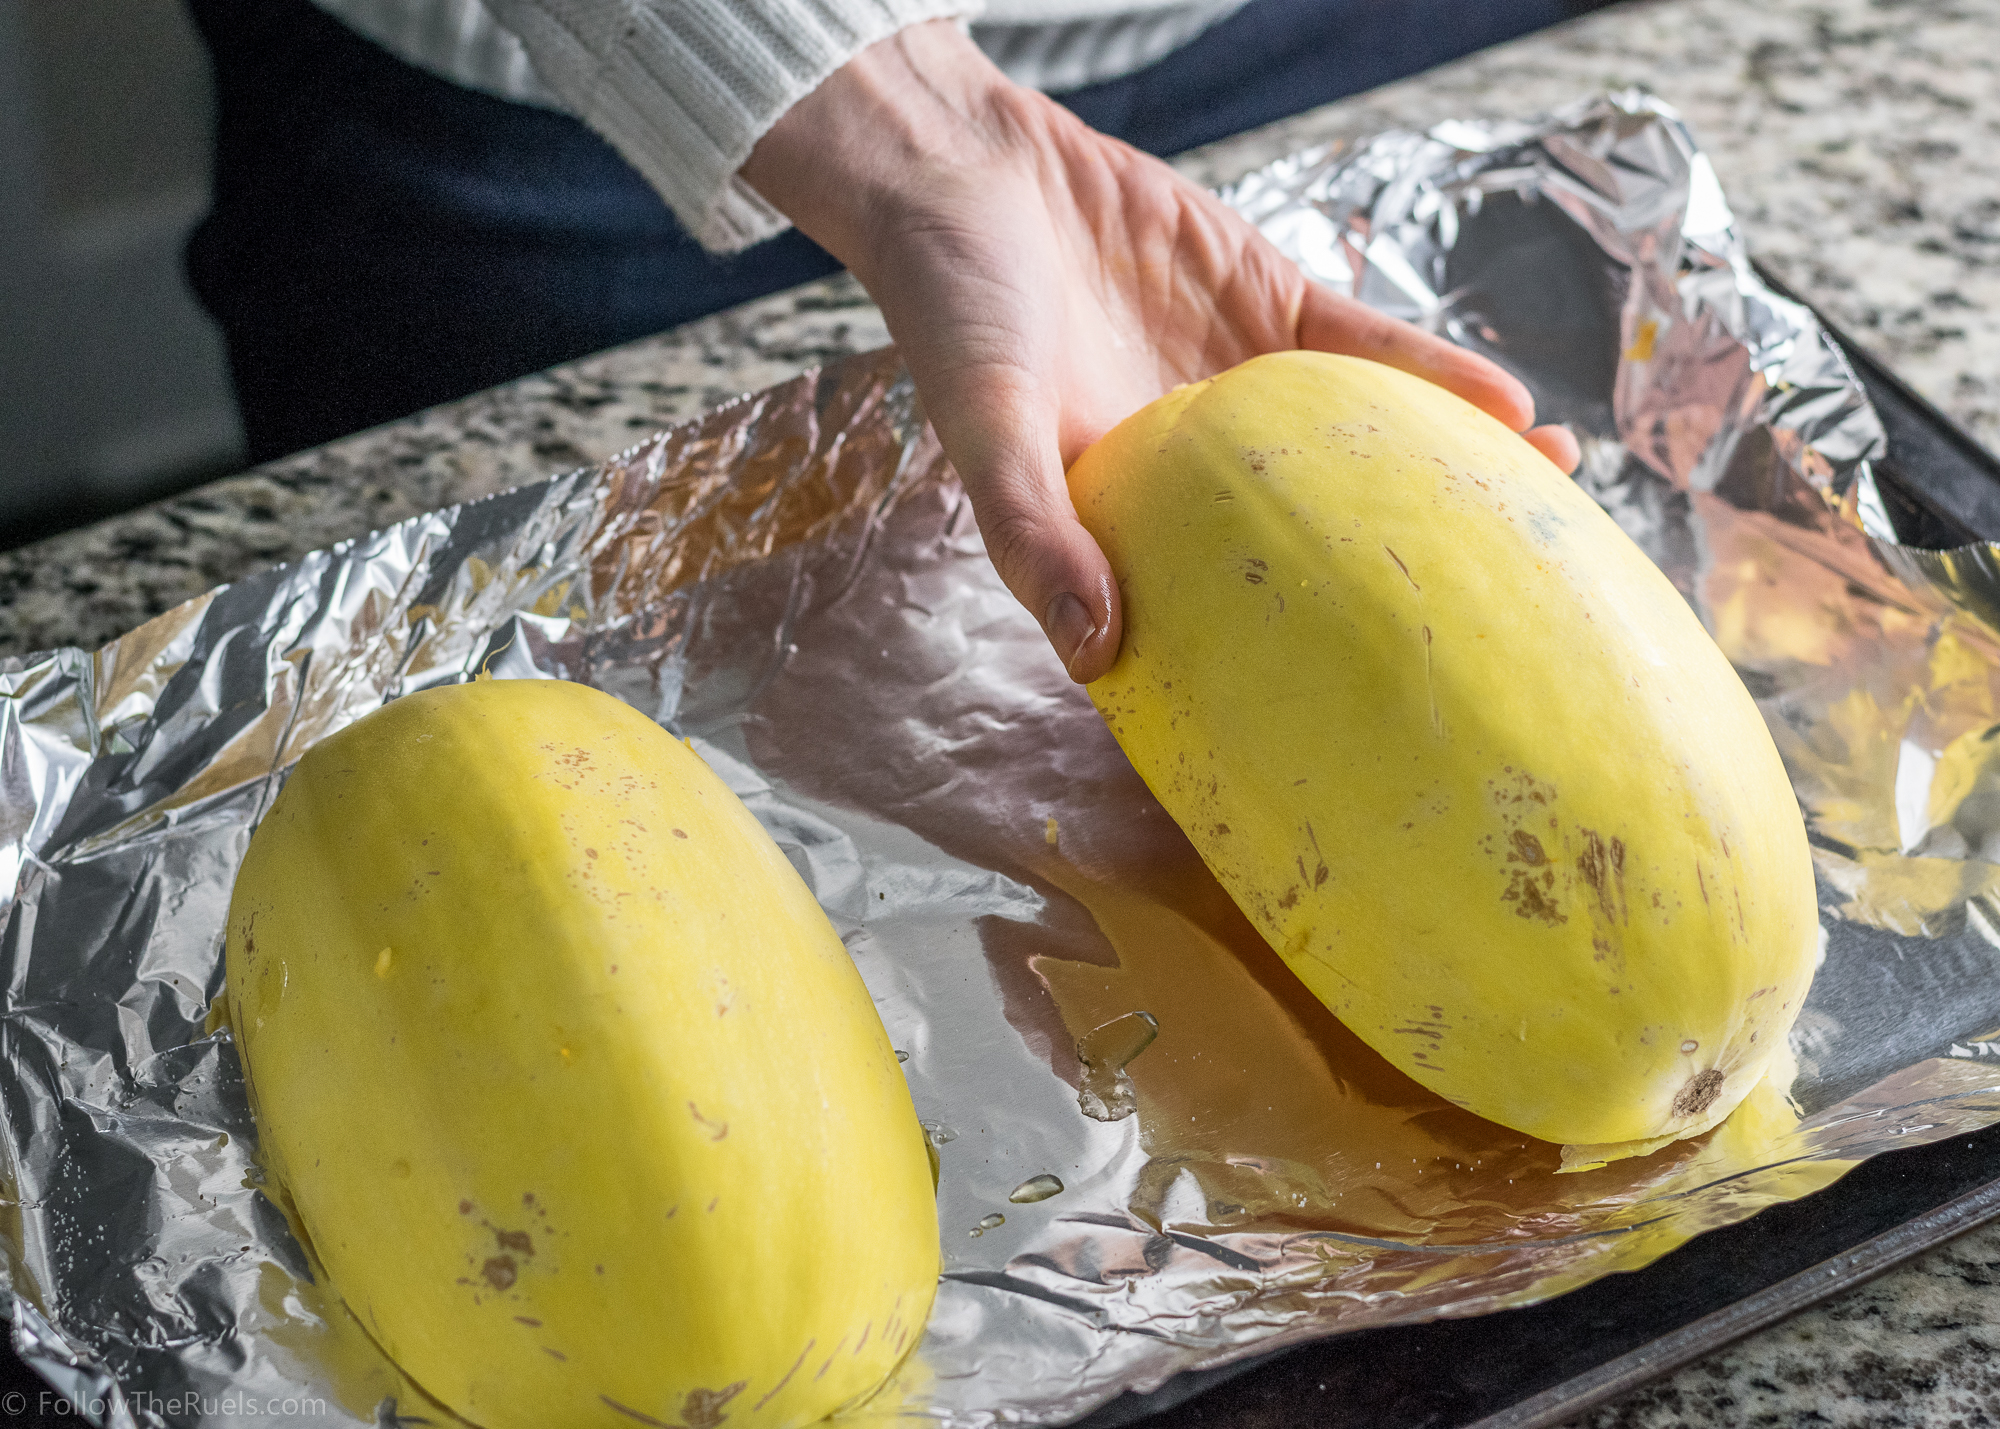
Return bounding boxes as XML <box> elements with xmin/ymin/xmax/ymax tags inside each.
<box><xmin>922</xmin><ymin>1121</ymin><xmax>958</xmax><ymax>1146</ymax></box>
<box><xmin>895</xmin><ymin>1050</ymin><xmax>909</xmax><ymax>1063</ymax></box>
<box><xmin>1076</xmin><ymin>1011</ymin><xmax>1159</xmax><ymax>1122</ymax></box>
<box><xmin>1008</xmin><ymin>1174</ymin><xmax>1064</xmax><ymax>1204</ymax></box>
<box><xmin>968</xmin><ymin>1213</ymin><xmax>1005</xmax><ymax>1237</ymax></box>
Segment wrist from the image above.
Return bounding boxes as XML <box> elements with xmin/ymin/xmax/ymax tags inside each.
<box><xmin>741</xmin><ymin>20</ymin><xmax>1027</xmax><ymax>267</ymax></box>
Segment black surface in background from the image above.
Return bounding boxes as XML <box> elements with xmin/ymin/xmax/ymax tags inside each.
<box><xmin>0</xmin><ymin>1345</ymin><xmax>86</xmax><ymax>1427</ymax></box>
<box><xmin>4</xmin><ymin>293</ymin><xmax>1997</xmax><ymax>1429</ymax></box>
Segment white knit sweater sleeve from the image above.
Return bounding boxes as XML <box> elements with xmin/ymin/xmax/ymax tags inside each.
<box><xmin>483</xmin><ymin>0</ymin><xmax>983</xmax><ymax>252</ymax></box>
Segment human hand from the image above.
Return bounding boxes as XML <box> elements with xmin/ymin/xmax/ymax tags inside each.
<box><xmin>743</xmin><ymin>22</ymin><xmax>1581</xmax><ymax>685</ymax></box>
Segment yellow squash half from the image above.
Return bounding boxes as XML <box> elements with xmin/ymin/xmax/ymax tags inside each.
<box><xmin>227</xmin><ymin>678</ymin><xmax>937</xmax><ymax>1427</ymax></box>
<box><xmin>1068</xmin><ymin>352</ymin><xmax>1817</xmax><ymax>1155</ymax></box>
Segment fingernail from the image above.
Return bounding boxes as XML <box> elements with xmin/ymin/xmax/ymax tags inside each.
<box><xmin>1044</xmin><ymin>592</ymin><xmax>1097</xmax><ymax>676</ymax></box>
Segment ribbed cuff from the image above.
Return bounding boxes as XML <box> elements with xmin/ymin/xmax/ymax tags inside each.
<box><xmin>491</xmin><ymin>0</ymin><xmax>984</xmax><ymax>252</ymax></box>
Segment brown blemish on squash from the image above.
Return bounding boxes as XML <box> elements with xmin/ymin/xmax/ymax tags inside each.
<box><xmin>1504</xmin><ymin>869</ymin><xmax>1565</xmax><ymax>926</ymax></box>
<box><xmin>598</xmin><ymin>1395</ymin><xmax>660</xmax><ymax>1425</ymax></box>
<box><xmin>1671</xmin><ymin>1069</ymin><xmax>1724</xmax><ymax>1118</ymax></box>
<box><xmin>602</xmin><ymin>1386</ymin><xmax>746</xmax><ymax>1429</ymax></box>
<box><xmin>755</xmin><ymin>1341</ymin><xmax>815</xmax><ymax>1411</ymax></box>
<box><xmin>1576</xmin><ymin>829</ymin><xmax>1628</xmax><ymax>922</ymax></box>
<box><xmin>814</xmin><ymin>1340</ymin><xmax>845</xmax><ymax>1380</ymax></box>
<box><xmin>481</xmin><ymin>1255</ymin><xmax>517</xmax><ymax>1290</ymax></box>
<box><xmin>1497</xmin><ymin>821</ymin><xmax>1565</xmax><ymax>925</ymax></box>
<box><xmin>689</xmin><ymin>1102</ymin><xmax>729</xmax><ymax>1140</ymax></box>
<box><xmin>680</xmin><ymin>1384</ymin><xmax>748</xmax><ymax>1428</ymax></box>
<box><xmin>1302</xmin><ymin>822</ymin><xmax>1330</xmax><ymax>887</ymax></box>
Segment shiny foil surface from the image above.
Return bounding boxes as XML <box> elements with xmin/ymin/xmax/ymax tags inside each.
<box><xmin>8</xmin><ymin>92</ymin><xmax>2000</xmax><ymax>1427</ymax></box>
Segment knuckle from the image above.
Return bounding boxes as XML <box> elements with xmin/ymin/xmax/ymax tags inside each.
<box><xmin>980</xmin><ymin>504</ymin><xmax>1050</xmax><ymax>578</ymax></box>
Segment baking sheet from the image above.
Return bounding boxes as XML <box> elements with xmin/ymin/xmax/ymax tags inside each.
<box><xmin>8</xmin><ymin>91</ymin><xmax>2000</xmax><ymax>1427</ymax></box>
<box><xmin>1078</xmin><ymin>321</ymin><xmax>2000</xmax><ymax>1429</ymax></box>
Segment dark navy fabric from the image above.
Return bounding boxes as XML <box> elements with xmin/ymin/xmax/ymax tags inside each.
<box><xmin>184</xmin><ymin>0</ymin><xmax>1599</xmax><ymax>463</ymax></box>
<box><xmin>1056</xmin><ymin>0</ymin><xmax>1580</xmax><ymax>157</ymax></box>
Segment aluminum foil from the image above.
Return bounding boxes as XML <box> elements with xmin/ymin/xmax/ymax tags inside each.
<box><xmin>8</xmin><ymin>91</ymin><xmax>2000</xmax><ymax>1428</ymax></box>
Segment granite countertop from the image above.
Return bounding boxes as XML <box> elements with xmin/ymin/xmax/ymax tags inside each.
<box><xmin>13</xmin><ymin>0</ymin><xmax>2000</xmax><ymax>1422</ymax></box>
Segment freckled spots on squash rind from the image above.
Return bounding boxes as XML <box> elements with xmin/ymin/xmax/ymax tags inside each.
<box><xmin>1065</xmin><ymin>351</ymin><xmax>1818</xmax><ymax>1151</ymax></box>
<box><xmin>226</xmin><ymin>678</ymin><xmax>935</xmax><ymax>1424</ymax></box>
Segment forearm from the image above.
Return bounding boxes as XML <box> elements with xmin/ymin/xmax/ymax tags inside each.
<box><xmin>484</xmin><ymin>0</ymin><xmax>982</xmax><ymax>250</ymax></box>
<box><xmin>739</xmin><ymin>21</ymin><xmax>1029</xmax><ymax>270</ymax></box>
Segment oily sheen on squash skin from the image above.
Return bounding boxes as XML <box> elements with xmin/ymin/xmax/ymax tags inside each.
<box><xmin>1067</xmin><ymin>352</ymin><xmax>1818</xmax><ymax>1156</ymax></box>
<box><xmin>226</xmin><ymin>679</ymin><xmax>936</xmax><ymax>1428</ymax></box>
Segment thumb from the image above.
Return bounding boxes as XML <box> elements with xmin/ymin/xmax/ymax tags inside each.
<box><xmin>1024</xmin><ymin>517</ymin><xmax>1122</xmax><ymax>687</ymax></box>
<box><xmin>974</xmin><ymin>459</ymin><xmax>1123</xmax><ymax>686</ymax></box>
<box><xmin>928</xmin><ymin>375</ymin><xmax>1123</xmax><ymax>684</ymax></box>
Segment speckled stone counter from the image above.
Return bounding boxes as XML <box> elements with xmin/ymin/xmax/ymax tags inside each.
<box><xmin>1572</xmin><ymin>1226</ymin><xmax>2000</xmax><ymax>1428</ymax></box>
<box><xmin>13</xmin><ymin>0</ymin><xmax>2000</xmax><ymax>1422</ymax></box>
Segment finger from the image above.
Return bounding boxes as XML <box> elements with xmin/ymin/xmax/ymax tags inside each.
<box><xmin>924</xmin><ymin>370</ymin><xmax>1124</xmax><ymax>685</ymax></box>
<box><xmin>1295</xmin><ymin>284</ymin><xmax>1536</xmax><ymax>433</ymax></box>
<box><xmin>1524</xmin><ymin>423</ymin><xmax>1582</xmax><ymax>474</ymax></box>
<box><xmin>975</xmin><ymin>468</ymin><xmax>1123</xmax><ymax>685</ymax></box>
